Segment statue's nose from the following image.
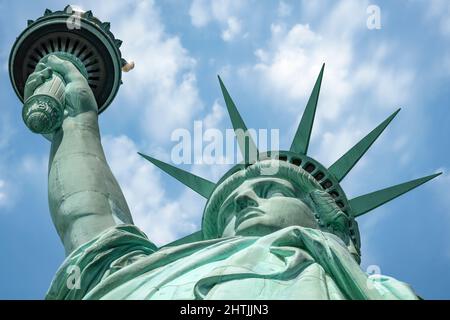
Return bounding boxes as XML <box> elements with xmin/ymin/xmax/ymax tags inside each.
<box><xmin>234</xmin><ymin>190</ymin><xmax>259</xmax><ymax>212</ymax></box>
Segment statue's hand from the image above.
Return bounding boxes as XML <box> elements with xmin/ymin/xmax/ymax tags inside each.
<box><xmin>25</xmin><ymin>55</ymin><xmax>98</xmax><ymax>118</ymax></box>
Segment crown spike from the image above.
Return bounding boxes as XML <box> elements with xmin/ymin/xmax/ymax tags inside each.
<box><xmin>101</xmin><ymin>22</ymin><xmax>111</xmax><ymax>32</ymax></box>
<box><xmin>138</xmin><ymin>152</ymin><xmax>216</xmax><ymax>199</ymax></box>
<box><xmin>218</xmin><ymin>76</ymin><xmax>259</xmax><ymax>163</ymax></box>
<box><xmin>63</xmin><ymin>5</ymin><xmax>73</xmax><ymax>13</ymax></box>
<box><xmin>328</xmin><ymin>108</ymin><xmax>401</xmax><ymax>182</ymax></box>
<box><xmin>290</xmin><ymin>63</ymin><xmax>325</xmax><ymax>155</ymax></box>
<box><xmin>350</xmin><ymin>172</ymin><xmax>442</xmax><ymax>217</ymax></box>
<box><xmin>83</xmin><ymin>10</ymin><xmax>93</xmax><ymax>18</ymax></box>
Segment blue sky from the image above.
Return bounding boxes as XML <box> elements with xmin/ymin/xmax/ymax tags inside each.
<box><xmin>0</xmin><ymin>0</ymin><xmax>449</xmax><ymax>299</ymax></box>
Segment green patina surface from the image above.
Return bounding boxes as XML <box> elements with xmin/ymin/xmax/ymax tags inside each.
<box><xmin>11</xmin><ymin>7</ymin><xmax>441</xmax><ymax>300</ymax></box>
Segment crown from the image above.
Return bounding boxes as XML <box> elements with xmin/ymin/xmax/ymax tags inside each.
<box><xmin>138</xmin><ymin>64</ymin><xmax>441</xmax><ymax>255</ymax></box>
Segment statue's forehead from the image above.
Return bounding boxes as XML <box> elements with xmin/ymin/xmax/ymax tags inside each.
<box><xmin>238</xmin><ymin>176</ymin><xmax>296</xmax><ymax>190</ymax></box>
<box><xmin>221</xmin><ymin>176</ymin><xmax>296</xmax><ymax>206</ymax></box>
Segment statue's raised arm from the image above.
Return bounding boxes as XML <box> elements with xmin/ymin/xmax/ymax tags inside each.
<box><xmin>26</xmin><ymin>55</ymin><xmax>133</xmax><ymax>255</ymax></box>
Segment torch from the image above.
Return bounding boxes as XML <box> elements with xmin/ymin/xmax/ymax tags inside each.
<box><xmin>9</xmin><ymin>5</ymin><xmax>133</xmax><ymax>135</ymax></box>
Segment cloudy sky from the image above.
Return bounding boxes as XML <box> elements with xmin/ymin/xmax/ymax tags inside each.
<box><xmin>0</xmin><ymin>0</ymin><xmax>449</xmax><ymax>299</ymax></box>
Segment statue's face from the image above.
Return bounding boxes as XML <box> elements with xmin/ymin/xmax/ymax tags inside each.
<box><xmin>218</xmin><ymin>177</ymin><xmax>319</xmax><ymax>237</ymax></box>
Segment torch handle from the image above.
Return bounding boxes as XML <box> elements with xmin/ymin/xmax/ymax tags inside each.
<box><xmin>33</xmin><ymin>71</ymin><xmax>66</xmax><ymax>103</ymax></box>
<box><xmin>21</xmin><ymin>52</ymin><xmax>89</xmax><ymax>135</ymax></box>
<box><xmin>22</xmin><ymin>71</ymin><xmax>66</xmax><ymax>134</ymax></box>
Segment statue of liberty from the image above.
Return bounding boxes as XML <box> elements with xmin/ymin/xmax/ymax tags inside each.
<box><xmin>9</xmin><ymin>7</ymin><xmax>440</xmax><ymax>300</ymax></box>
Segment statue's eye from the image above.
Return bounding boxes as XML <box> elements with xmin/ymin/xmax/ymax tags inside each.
<box><xmin>267</xmin><ymin>186</ymin><xmax>296</xmax><ymax>198</ymax></box>
<box><xmin>267</xmin><ymin>191</ymin><xmax>285</xmax><ymax>198</ymax></box>
<box><xmin>259</xmin><ymin>182</ymin><xmax>296</xmax><ymax>199</ymax></box>
<box><xmin>267</xmin><ymin>185</ymin><xmax>296</xmax><ymax>199</ymax></box>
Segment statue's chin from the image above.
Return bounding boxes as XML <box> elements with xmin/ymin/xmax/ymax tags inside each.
<box><xmin>234</xmin><ymin>219</ymin><xmax>281</xmax><ymax>237</ymax></box>
<box><xmin>234</xmin><ymin>214</ymin><xmax>320</xmax><ymax>237</ymax></box>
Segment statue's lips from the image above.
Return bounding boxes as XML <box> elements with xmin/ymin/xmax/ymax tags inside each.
<box><xmin>235</xmin><ymin>208</ymin><xmax>264</xmax><ymax>226</ymax></box>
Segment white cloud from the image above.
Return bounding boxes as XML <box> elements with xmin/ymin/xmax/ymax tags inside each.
<box><xmin>0</xmin><ymin>116</ymin><xmax>15</xmax><ymax>150</ymax></box>
<box><xmin>352</xmin><ymin>43</ymin><xmax>415</xmax><ymax>108</ymax></box>
<box><xmin>299</xmin><ymin>0</ymin><xmax>328</xmax><ymax>20</ymax></box>
<box><xmin>0</xmin><ymin>116</ymin><xmax>17</xmax><ymax>210</ymax></box>
<box><xmin>210</xmin><ymin>0</ymin><xmax>244</xmax><ymax>22</ymax></box>
<box><xmin>247</xmin><ymin>0</ymin><xmax>415</xmax><ymax>158</ymax></box>
<box><xmin>189</xmin><ymin>0</ymin><xmax>247</xmax><ymax>42</ymax></box>
<box><xmin>428</xmin><ymin>168</ymin><xmax>450</xmax><ymax>259</ymax></box>
<box><xmin>102</xmin><ymin>134</ymin><xmax>205</xmax><ymax>245</ymax></box>
<box><xmin>315</xmin><ymin>127</ymin><xmax>365</xmax><ymax>167</ymax></box>
<box><xmin>253</xmin><ymin>22</ymin><xmax>354</xmax><ymax>122</ymax></box>
<box><xmin>250</xmin><ymin>1</ymin><xmax>368</xmax><ymax>117</ymax></box>
<box><xmin>443</xmin><ymin>54</ymin><xmax>450</xmax><ymax>75</ymax></box>
<box><xmin>320</xmin><ymin>0</ymin><xmax>367</xmax><ymax>39</ymax></box>
<box><xmin>278</xmin><ymin>1</ymin><xmax>292</xmax><ymax>17</ymax></box>
<box><xmin>222</xmin><ymin>17</ymin><xmax>242</xmax><ymax>42</ymax></box>
<box><xmin>0</xmin><ymin>153</ymin><xmax>47</xmax><ymax>211</ymax></box>
<box><xmin>0</xmin><ymin>179</ymin><xmax>8</xmax><ymax>208</ymax></box>
<box><xmin>20</xmin><ymin>155</ymin><xmax>47</xmax><ymax>174</ymax></box>
<box><xmin>116</xmin><ymin>2</ymin><xmax>202</xmax><ymax>142</ymax></box>
<box><xmin>192</xmin><ymin>100</ymin><xmax>233</xmax><ymax>181</ymax></box>
<box><xmin>77</xmin><ymin>0</ymin><xmax>203</xmax><ymax>143</ymax></box>
<box><xmin>189</xmin><ymin>0</ymin><xmax>212</xmax><ymax>27</ymax></box>
<box><xmin>18</xmin><ymin>154</ymin><xmax>48</xmax><ymax>198</ymax></box>
<box><xmin>217</xmin><ymin>64</ymin><xmax>232</xmax><ymax>79</ymax></box>
<box><xmin>426</xmin><ymin>0</ymin><xmax>450</xmax><ymax>37</ymax></box>
<box><xmin>204</xmin><ymin>100</ymin><xmax>226</xmax><ymax>129</ymax></box>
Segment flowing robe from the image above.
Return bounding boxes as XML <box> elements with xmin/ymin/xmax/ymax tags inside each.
<box><xmin>46</xmin><ymin>225</ymin><xmax>418</xmax><ymax>300</ymax></box>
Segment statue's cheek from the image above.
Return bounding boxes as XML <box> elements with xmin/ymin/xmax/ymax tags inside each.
<box><xmin>220</xmin><ymin>215</ymin><xmax>238</xmax><ymax>237</ymax></box>
<box><xmin>266</xmin><ymin>199</ymin><xmax>318</xmax><ymax>229</ymax></box>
